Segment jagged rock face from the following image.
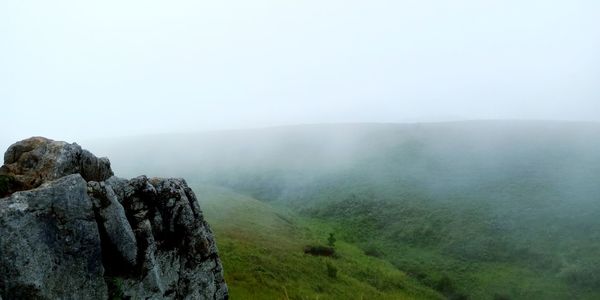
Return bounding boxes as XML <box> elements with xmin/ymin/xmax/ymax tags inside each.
<box><xmin>0</xmin><ymin>137</ymin><xmax>228</xmax><ymax>300</ymax></box>
<box><xmin>0</xmin><ymin>174</ymin><xmax>107</xmax><ymax>299</ymax></box>
<box><xmin>89</xmin><ymin>176</ymin><xmax>228</xmax><ymax>299</ymax></box>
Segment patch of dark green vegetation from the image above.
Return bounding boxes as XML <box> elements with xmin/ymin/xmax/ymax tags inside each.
<box><xmin>304</xmin><ymin>245</ymin><xmax>336</xmax><ymax>257</ymax></box>
<box><xmin>105</xmin><ymin>276</ymin><xmax>126</xmax><ymax>300</ymax></box>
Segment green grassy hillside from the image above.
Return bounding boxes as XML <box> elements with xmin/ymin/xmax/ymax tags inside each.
<box><xmin>89</xmin><ymin>121</ymin><xmax>600</xmax><ymax>299</ymax></box>
<box><xmin>196</xmin><ymin>184</ymin><xmax>442</xmax><ymax>299</ymax></box>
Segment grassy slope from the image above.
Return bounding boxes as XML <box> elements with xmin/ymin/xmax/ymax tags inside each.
<box><xmin>288</xmin><ymin>179</ymin><xmax>600</xmax><ymax>300</ymax></box>
<box><xmin>193</xmin><ymin>122</ymin><xmax>600</xmax><ymax>300</ymax></box>
<box><xmin>196</xmin><ymin>184</ymin><xmax>442</xmax><ymax>300</ymax></box>
<box><xmin>90</xmin><ymin>121</ymin><xmax>600</xmax><ymax>299</ymax></box>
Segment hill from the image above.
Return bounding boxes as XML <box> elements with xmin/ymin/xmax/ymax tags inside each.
<box><xmin>88</xmin><ymin>121</ymin><xmax>600</xmax><ymax>299</ymax></box>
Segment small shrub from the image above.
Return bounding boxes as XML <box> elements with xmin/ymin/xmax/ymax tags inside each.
<box><xmin>327</xmin><ymin>233</ymin><xmax>336</xmax><ymax>248</ymax></box>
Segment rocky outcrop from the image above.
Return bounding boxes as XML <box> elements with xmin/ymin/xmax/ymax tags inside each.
<box><xmin>0</xmin><ymin>137</ymin><xmax>113</xmax><ymax>194</ymax></box>
<box><xmin>0</xmin><ymin>137</ymin><xmax>228</xmax><ymax>300</ymax></box>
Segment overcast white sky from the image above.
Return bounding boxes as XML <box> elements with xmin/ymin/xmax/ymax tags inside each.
<box><xmin>1</xmin><ymin>0</ymin><xmax>599</xmax><ymax>150</ymax></box>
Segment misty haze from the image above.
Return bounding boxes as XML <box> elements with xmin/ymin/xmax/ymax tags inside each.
<box><xmin>1</xmin><ymin>1</ymin><xmax>600</xmax><ymax>300</ymax></box>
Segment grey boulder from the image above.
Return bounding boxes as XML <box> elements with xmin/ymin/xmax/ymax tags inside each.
<box><xmin>0</xmin><ymin>174</ymin><xmax>107</xmax><ymax>300</ymax></box>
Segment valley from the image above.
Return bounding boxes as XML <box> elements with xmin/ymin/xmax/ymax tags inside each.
<box><xmin>89</xmin><ymin>121</ymin><xmax>600</xmax><ymax>299</ymax></box>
